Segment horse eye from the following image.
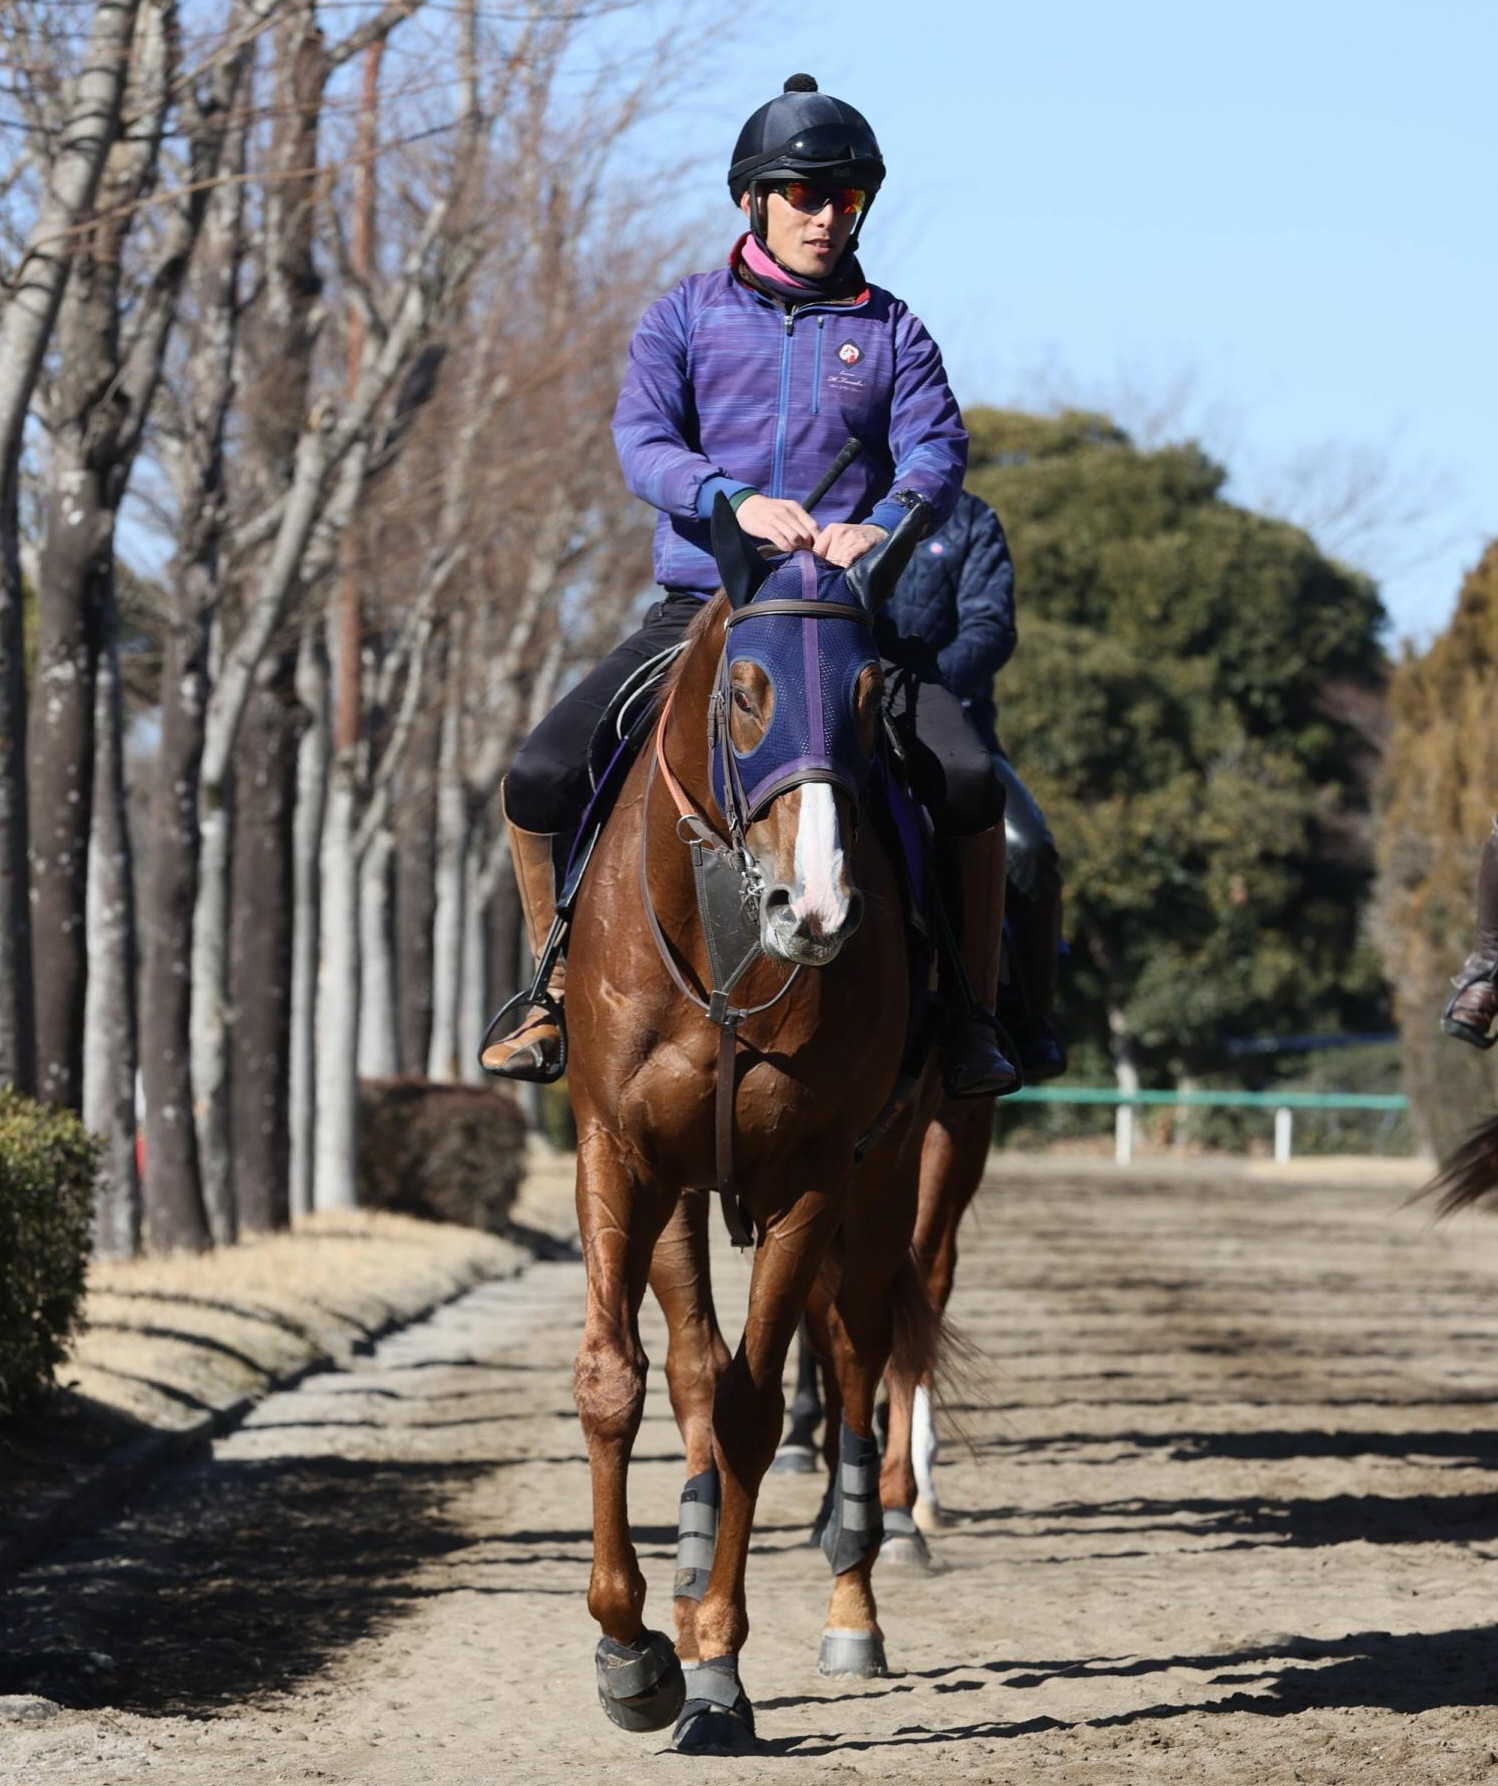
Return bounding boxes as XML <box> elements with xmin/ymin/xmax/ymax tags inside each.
<box><xmin>732</xmin><ymin>688</ymin><xmax>754</xmax><ymax>715</ymax></box>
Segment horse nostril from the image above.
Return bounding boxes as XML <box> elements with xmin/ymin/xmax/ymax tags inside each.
<box><xmin>764</xmin><ymin>884</ymin><xmax>793</xmax><ymax>914</ymax></box>
<box><xmin>843</xmin><ymin>892</ymin><xmax>864</xmax><ymax>936</ymax></box>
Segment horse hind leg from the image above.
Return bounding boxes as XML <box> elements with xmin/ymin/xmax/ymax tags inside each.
<box><xmin>573</xmin><ymin>1135</ymin><xmax>684</xmax><ymax>1734</ymax></box>
<box><xmin>911</xmin><ymin>1380</ymin><xmax>945</xmax><ymax>1533</ymax></box>
<box><xmin>879</xmin><ymin>1363</ymin><xmax>934</xmax><ymax>1571</ymax></box>
<box><xmin>649</xmin><ymin>1193</ymin><xmax>731</xmax><ymax>1664</ymax></box>
<box><xmin>770</xmin><ymin>1314</ymin><xmax>823</xmax><ymax>1474</ymax></box>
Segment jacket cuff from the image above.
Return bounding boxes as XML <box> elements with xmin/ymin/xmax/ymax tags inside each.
<box><xmin>866</xmin><ymin>498</ymin><xmax>907</xmax><ymax>535</ymax></box>
<box><xmin>695</xmin><ymin>475</ymin><xmax>757</xmax><ymax>520</ymax></box>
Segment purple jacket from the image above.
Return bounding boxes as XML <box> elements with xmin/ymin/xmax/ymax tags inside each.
<box><xmin>612</xmin><ymin>263</ymin><xmax>969</xmax><ymax>596</ymax></box>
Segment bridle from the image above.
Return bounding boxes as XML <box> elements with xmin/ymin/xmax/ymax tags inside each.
<box><xmin>639</xmin><ymin>590</ymin><xmax>880</xmax><ymax>1248</ymax></box>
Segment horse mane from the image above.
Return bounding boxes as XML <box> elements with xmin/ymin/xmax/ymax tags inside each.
<box><xmin>657</xmin><ymin>590</ymin><xmax>731</xmax><ymax>703</ymax></box>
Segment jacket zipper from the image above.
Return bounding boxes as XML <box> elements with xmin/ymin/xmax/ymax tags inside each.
<box><xmin>771</xmin><ymin>309</ymin><xmax>794</xmax><ymax>498</ymax></box>
<box><xmin>810</xmin><ymin>315</ymin><xmax>825</xmax><ymax>417</ymax></box>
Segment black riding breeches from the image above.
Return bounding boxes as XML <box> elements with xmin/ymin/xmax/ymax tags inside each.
<box><xmin>504</xmin><ymin>592</ymin><xmax>1004</xmax><ymax>840</ymax></box>
<box><xmin>505</xmin><ymin>593</ymin><xmax>704</xmax><ymax>836</ymax></box>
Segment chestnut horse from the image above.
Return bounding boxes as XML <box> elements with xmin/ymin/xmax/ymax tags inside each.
<box><xmin>563</xmin><ymin>501</ymin><xmax>941</xmax><ymax>1754</ymax></box>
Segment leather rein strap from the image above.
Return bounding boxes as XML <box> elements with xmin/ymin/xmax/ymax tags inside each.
<box><xmin>640</xmin><ymin>687</ymin><xmax>802</xmax><ymax>1248</ymax></box>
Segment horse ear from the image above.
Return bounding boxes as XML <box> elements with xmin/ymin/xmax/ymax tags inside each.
<box><xmin>711</xmin><ymin>493</ymin><xmax>772</xmax><ymax>610</ymax></box>
<box><xmin>847</xmin><ymin>498</ymin><xmax>931</xmax><ymax>613</ymax></box>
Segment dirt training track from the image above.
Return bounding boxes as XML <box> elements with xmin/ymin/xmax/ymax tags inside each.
<box><xmin>4</xmin><ymin>1154</ymin><xmax>1498</xmax><ymax>1785</ymax></box>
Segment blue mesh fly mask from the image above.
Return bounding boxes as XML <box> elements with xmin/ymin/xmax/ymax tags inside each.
<box><xmin>710</xmin><ymin>549</ymin><xmax>880</xmax><ymax>838</ymax></box>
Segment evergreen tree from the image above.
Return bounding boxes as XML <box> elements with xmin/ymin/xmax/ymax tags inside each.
<box><xmin>968</xmin><ymin>407</ymin><xmax>1390</xmax><ymax>1082</ymax></box>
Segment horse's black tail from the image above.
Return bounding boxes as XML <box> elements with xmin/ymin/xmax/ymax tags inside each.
<box><xmin>1426</xmin><ymin>1113</ymin><xmax>1498</xmax><ymax>1218</ymax></box>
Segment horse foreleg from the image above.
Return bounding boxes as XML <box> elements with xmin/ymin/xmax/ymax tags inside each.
<box><xmin>672</xmin><ymin>1187</ymin><xmax>838</xmax><ymax>1755</ymax></box>
<box><xmin>573</xmin><ymin>1131</ymin><xmax>681</xmax><ymax>1733</ymax></box>
<box><xmin>817</xmin><ymin>1278</ymin><xmax>896</xmax><ymax>1677</ymax></box>
<box><xmin>649</xmin><ymin>1191</ymin><xmax>730</xmax><ymax>1663</ymax></box>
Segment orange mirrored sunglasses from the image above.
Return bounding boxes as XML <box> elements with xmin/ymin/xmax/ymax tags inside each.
<box><xmin>772</xmin><ymin>180</ymin><xmax>868</xmax><ymax>217</ymax></box>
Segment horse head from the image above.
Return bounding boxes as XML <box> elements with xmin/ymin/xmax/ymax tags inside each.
<box><xmin>709</xmin><ymin>496</ymin><xmax>927</xmax><ymax>967</ymax></box>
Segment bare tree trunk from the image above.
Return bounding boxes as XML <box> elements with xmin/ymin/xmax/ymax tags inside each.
<box><xmin>313</xmin><ymin>753</ymin><xmax>359</xmax><ymax>1208</ymax></box>
<box><xmin>0</xmin><ymin>0</ymin><xmax>143</xmax><ymax>466</ymax></box>
<box><xmin>394</xmin><ymin>712</ymin><xmax>438</xmax><ymax>1074</ymax></box>
<box><xmin>288</xmin><ymin>623</ymin><xmax>327</xmax><ymax>1218</ymax></box>
<box><xmin>82</xmin><ymin>582</ymin><xmax>141</xmax><ymax>1257</ymax></box>
<box><xmin>29</xmin><ymin>441</ymin><xmax>109</xmax><ymax>1107</ymax></box>
<box><xmin>427</xmin><ymin>628</ymin><xmax>466</xmax><ymax>1081</ymax></box>
<box><xmin>190</xmin><ymin>663</ymin><xmax>237</xmax><ymax>1244</ymax></box>
<box><xmin>0</xmin><ymin>463</ymin><xmax>35</xmax><ymax>1091</ymax></box>
<box><xmin>457</xmin><ymin>824</ymin><xmax>488</xmax><ymax>1083</ymax></box>
<box><xmin>230</xmin><ymin>652</ymin><xmax>298</xmax><ymax>1232</ymax></box>
<box><xmin>358</xmin><ymin>824</ymin><xmax>398</xmax><ymax>1077</ymax></box>
<box><xmin>140</xmin><ymin>596</ymin><xmax>212</xmax><ymax>1251</ymax></box>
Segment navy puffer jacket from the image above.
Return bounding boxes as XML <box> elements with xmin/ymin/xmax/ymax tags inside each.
<box><xmin>884</xmin><ymin>490</ymin><xmax>1015</xmax><ymax>743</ymax></box>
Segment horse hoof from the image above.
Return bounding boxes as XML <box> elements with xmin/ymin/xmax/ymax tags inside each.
<box><xmin>818</xmin><ymin>1627</ymin><xmax>887</xmax><ymax>1678</ymax></box>
<box><xmin>771</xmin><ymin>1441</ymin><xmax>819</xmax><ymax>1475</ymax></box>
<box><xmin>880</xmin><ymin>1508</ymin><xmax>932</xmax><ymax>1572</ymax></box>
<box><xmin>671</xmin><ymin>1660</ymin><xmax>757</xmax><ymax>1755</ymax></box>
<box><xmin>595</xmin><ymin>1630</ymin><xmax>685</xmax><ymax>1732</ymax></box>
<box><xmin>913</xmin><ymin>1493</ymin><xmax>948</xmax><ymax>1533</ymax></box>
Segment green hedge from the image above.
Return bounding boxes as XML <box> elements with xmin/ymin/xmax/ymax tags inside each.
<box><xmin>0</xmin><ymin>1090</ymin><xmax>98</xmax><ymax>1421</ymax></box>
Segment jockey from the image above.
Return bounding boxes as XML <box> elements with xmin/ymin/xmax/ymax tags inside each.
<box><xmin>1441</xmin><ymin>823</ymin><xmax>1498</xmax><ymax>1046</ymax></box>
<box><xmin>886</xmin><ymin>489</ymin><xmax>1068</xmax><ymax>1082</ymax></box>
<box><xmin>482</xmin><ymin>73</ymin><xmax>1018</xmax><ymax>1099</ymax></box>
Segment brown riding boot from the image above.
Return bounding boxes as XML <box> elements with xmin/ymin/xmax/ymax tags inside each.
<box><xmin>941</xmin><ymin>823</ymin><xmax>1021</xmax><ymax>1100</ymax></box>
<box><xmin>1442</xmin><ymin>951</ymin><xmax>1498</xmax><ymax>1049</ymax></box>
<box><xmin>480</xmin><ymin>812</ymin><xmax>566</xmax><ymax>1081</ymax></box>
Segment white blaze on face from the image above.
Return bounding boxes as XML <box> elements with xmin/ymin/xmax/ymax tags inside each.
<box><xmin>790</xmin><ymin>783</ymin><xmax>850</xmax><ymax>939</ymax></box>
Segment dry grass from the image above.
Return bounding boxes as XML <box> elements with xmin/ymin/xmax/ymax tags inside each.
<box><xmin>69</xmin><ymin>1211</ymin><xmax>526</xmax><ymax>1433</ymax></box>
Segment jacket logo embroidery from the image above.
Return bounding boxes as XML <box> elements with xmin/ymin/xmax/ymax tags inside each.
<box><xmin>836</xmin><ymin>340</ymin><xmax>862</xmax><ymax>365</ymax></box>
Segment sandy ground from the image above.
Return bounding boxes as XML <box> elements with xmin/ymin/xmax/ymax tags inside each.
<box><xmin>4</xmin><ymin>1151</ymin><xmax>1498</xmax><ymax>1785</ymax></box>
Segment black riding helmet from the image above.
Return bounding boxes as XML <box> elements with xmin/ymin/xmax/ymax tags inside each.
<box><xmin>729</xmin><ymin>74</ymin><xmax>885</xmax><ymax>256</ymax></box>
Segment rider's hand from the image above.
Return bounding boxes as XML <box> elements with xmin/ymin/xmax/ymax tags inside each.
<box><xmin>735</xmin><ymin>494</ymin><xmax>817</xmax><ymax>552</ymax></box>
<box><xmin>813</xmin><ymin>521</ymin><xmax>887</xmax><ymax>568</ymax></box>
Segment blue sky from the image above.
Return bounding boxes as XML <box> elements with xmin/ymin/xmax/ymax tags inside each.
<box><xmin>663</xmin><ymin>0</ymin><xmax>1495</xmax><ymax>642</ymax></box>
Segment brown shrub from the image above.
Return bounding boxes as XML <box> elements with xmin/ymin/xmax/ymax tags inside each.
<box><xmin>356</xmin><ymin>1079</ymin><xmax>526</xmax><ymax>1232</ymax></box>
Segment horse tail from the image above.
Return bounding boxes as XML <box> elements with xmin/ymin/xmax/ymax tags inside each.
<box><xmin>1426</xmin><ymin>1113</ymin><xmax>1498</xmax><ymax>1218</ymax></box>
<box><xmin>888</xmin><ymin>1250</ymin><xmax>942</xmax><ymax>1392</ymax></box>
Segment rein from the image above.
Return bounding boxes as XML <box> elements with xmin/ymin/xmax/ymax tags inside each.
<box><xmin>640</xmin><ymin>686</ymin><xmax>802</xmax><ymax>1248</ymax></box>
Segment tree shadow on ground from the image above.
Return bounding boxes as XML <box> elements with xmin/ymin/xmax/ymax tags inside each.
<box><xmin>760</xmin><ymin>1624</ymin><xmax>1498</xmax><ymax>1754</ymax></box>
<box><xmin>958</xmin><ymin>1486</ymin><xmax>1498</xmax><ymax>1548</ymax></box>
<box><xmin>982</xmin><ymin>1426</ymin><xmax>1498</xmax><ymax>1471</ymax></box>
<box><xmin>0</xmin><ymin>1449</ymin><xmax>488</xmax><ymax>1715</ymax></box>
